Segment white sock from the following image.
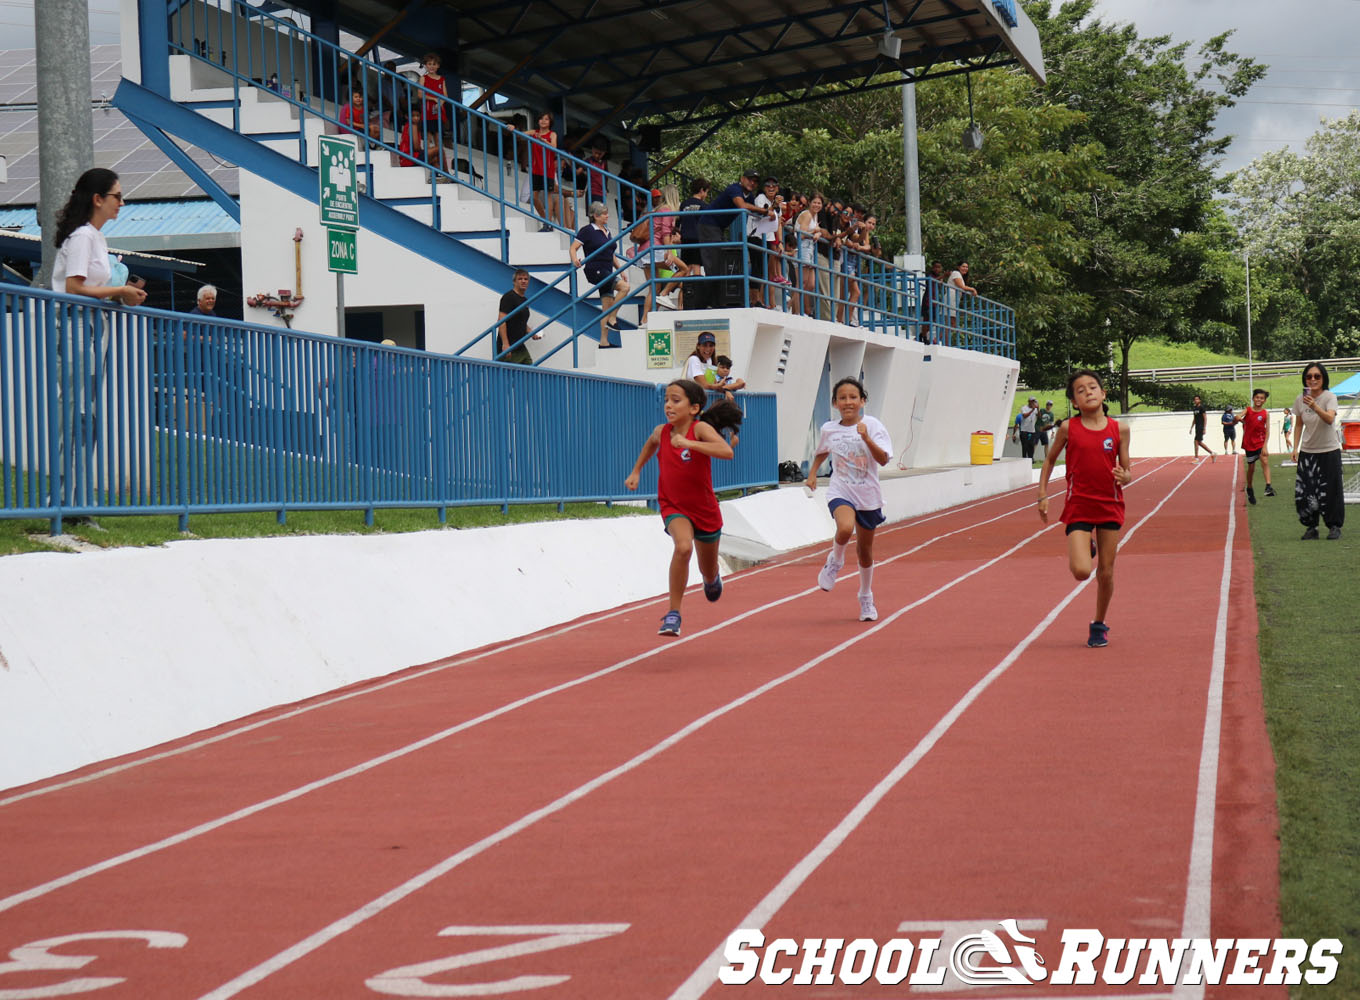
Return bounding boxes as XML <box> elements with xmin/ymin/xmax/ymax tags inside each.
<box><xmin>830</xmin><ymin>541</ymin><xmax>848</xmax><ymax>565</ymax></box>
<box><xmin>858</xmin><ymin>564</ymin><xmax>874</xmax><ymax>596</ymax></box>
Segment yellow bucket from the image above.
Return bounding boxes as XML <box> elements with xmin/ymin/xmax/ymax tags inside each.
<box><xmin>970</xmin><ymin>430</ymin><xmax>994</xmax><ymax>465</ymax></box>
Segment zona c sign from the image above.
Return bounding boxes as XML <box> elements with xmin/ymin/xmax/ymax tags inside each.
<box><xmin>327</xmin><ymin>228</ymin><xmax>357</xmax><ymax>275</ymax></box>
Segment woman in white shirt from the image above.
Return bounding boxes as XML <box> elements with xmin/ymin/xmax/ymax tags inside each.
<box><xmin>50</xmin><ymin>168</ymin><xmax>146</xmax><ymax>306</ymax></box>
<box><xmin>1291</xmin><ymin>362</ymin><xmax>1344</xmax><ymax>540</ymax></box>
<box><xmin>794</xmin><ymin>193</ymin><xmax>826</xmax><ymax>318</ymax></box>
<box><xmin>682</xmin><ymin>331</ymin><xmax>718</xmax><ymax>385</ymax></box>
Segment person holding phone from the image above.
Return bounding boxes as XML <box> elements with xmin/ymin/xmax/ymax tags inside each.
<box><xmin>1291</xmin><ymin>362</ymin><xmax>1343</xmax><ymax>540</ymax></box>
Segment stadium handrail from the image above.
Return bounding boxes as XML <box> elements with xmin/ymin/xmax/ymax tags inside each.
<box><xmin>168</xmin><ymin>0</ymin><xmax>652</xmax><ymax>246</ymax></box>
<box><xmin>0</xmin><ymin>285</ymin><xmax>775</xmax><ymax>534</ymax></box>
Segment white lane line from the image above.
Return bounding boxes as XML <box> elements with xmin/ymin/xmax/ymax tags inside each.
<box><xmin>194</xmin><ymin>497</ymin><xmax>1084</xmax><ymax>1000</ymax></box>
<box><xmin>0</xmin><ymin>464</ymin><xmax>1183</xmax><ymax>916</ymax></box>
<box><xmin>0</xmin><ymin>477</ymin><xmax>1057</xmax><ymax>808</ymax></box>
<box><xmin>667</xmin><ymin>461</ymin><xmax>1204</xmax><ymax>1000</ymax></box>
<box><xmin>1172</xmin><ymin>460</ymin><xmax>1239</xmax><ymax>1000</ymax></box>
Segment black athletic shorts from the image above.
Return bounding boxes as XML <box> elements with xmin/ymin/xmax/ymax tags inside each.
<box><xmin>1065</xmin><ymin>521</ymin><xmax>1121</xmax><ymax>535</ymax></box>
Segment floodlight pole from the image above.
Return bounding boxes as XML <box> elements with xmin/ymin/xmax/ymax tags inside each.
<box><xmin>901</xmin><ymin>70</ymin><xmax>922</xmax><ymax>258</ymax></box>
<box><xmin>35</xmin><ymin>0</ymin><xmax>94</xmax><ymax>290</ymax></box>
<box><xmin>1245</xmin><ymin>248</ymin><xmax>1254</xmax><ymax>395</ymax></box>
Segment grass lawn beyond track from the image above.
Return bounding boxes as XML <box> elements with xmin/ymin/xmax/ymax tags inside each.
<box><xmin>1247</xmin><ymin>458</ymin><xmax>1359</xmax><ymax>998</ymax></box>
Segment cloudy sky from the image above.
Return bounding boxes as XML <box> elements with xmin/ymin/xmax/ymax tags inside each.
<box><xmin>4</xmin><ymin>0</ymin><xmax>1357</xmax><ymax>176</ymax></box>
<box><xmin>1090</xmin><ymin>0</ymin><xmax>1360</xmax><ymax>174</ymax></box>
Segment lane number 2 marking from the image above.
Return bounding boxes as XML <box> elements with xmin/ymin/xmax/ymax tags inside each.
<box><xmin>367</xmin><ymin>923</ymin><xmax>630</xmax><ymax>996</ymax></box>
<box><xmin>0</xmin><ymin>931</ymin><xmax>188</xmax><ymax>998</ymax></box>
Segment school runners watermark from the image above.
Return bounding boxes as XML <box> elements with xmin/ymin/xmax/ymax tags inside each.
<box><xmin>719</xmin><ymin>920</ymin><xmax>1342</xmax><ymax>987</ymax></box>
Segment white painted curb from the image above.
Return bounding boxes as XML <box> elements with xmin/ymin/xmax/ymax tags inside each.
<box><xmin>0</xmin><ymin>460</ymin><xmax>1035</xmax><ymax>791</ymax></box>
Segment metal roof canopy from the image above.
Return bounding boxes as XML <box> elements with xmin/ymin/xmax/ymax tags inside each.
<box><xmin>0</xmin><ymin>231</ymin><xmax>204</xmax><ymax>280</ymax></box>
<box><xmin>299</xmin><ymin>0</ymin><xmax>1044</xmax><ymax>129</ymax></box>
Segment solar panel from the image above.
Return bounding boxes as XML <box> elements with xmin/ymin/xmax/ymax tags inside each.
<box><xmin>0</xmin><ymin>44</ymin><xmax>240</xmax><ymax>206</ymax></box>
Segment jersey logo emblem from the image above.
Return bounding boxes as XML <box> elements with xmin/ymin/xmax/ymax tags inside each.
<box><xmin>680</xmin><ymin>448</ymin><xmax>692</xmax><ymax>462</ymax></box>
<box><xmin>1103</xmin><ymin>438</ymin><xmax>1114</xmax><ymax>451</ymax></box>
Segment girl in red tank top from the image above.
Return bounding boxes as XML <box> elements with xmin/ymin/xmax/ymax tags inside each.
<box><xmin>625</xmin><ymin>380</ymin><xmax>744</xmax><ymax>637</ymax></box>
<box><xmin>1037</xmin><ymin>369</ymin><xmax>1132</xmax><ymax>648</ymax></box>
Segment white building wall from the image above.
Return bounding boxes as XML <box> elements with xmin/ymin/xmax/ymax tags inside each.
<box><xmin>237</xmin><ymin>169</ymin><xmax>571</xmax><ymax>361</ymax></box>
<box><xmin>591</xmin><ymin>308</ymin><xmax>1019</xmax><ymax>468</ymax></box>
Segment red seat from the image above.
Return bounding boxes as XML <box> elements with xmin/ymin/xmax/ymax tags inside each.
<box><xmin>1343</xmin><ymin>421</ymin><xmax>1360</xmax><ymax>450</ymax></box>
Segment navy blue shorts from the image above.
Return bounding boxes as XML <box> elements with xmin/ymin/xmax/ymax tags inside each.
<box><xmin>829</xmin><ymin>497</ymin><xmax>885</xmax><ymax>531</ymax></box>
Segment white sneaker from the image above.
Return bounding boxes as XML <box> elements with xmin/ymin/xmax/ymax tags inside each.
<box><xmin>859</xmin><ymin>595</ymin><xmax>878</xmax><ymax>621</ymax></box>
<box><xmin>817</xmin><ymin>555</ymin><xmax>842</xmax><ymax>591</ymax></box>
<box><xmin>655</xmin><ymin>292</ymin><xmax>678</xmax><ymax>310</ymax></box>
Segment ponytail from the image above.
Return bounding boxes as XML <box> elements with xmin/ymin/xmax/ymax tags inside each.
<box><xmin>700</xmin><ymin>398</ymin><xmax>744</xmax><ymax>437</ymax></box>
<box><xmin>53</xmin><ymin>168</ymin><xmax>119</xmax><ymax>248</ymax></box>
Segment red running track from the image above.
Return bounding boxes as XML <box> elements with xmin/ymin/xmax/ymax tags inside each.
<box><xmin>0</xmin><ymin>458</ymin><xmax>1283</xmax><ymax>999</ymax></box>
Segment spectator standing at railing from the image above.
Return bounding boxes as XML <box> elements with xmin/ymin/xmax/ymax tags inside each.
<box><xmin>698</xmin><ymin>169</ymin><xmax>765</xmax><ymax>310</ymax></box>
<box><xmin>497</xmin><ymin>268</ymin><xmax>536</xmax><ymax>365</ymax></box>
<box><xmin>838</xmin><ymin>205</ymin><xmax>869</xmax><ymax>326</ymax></box>
<box><xmin>947</xmin><ymin>261</ymin><xmax>977</xmax><ymax>341</ymax></box>
<box><xmin>420</xmin><ymin>53</ymin><xmax>450</xmax><ymax>132</ymax></box>
<box><xmin>678</xmin><ymin>177</ymin><xmax>710</xmax><ymax>307</ymax></box>
<box><xmin>794</xmin><ymin>193</ymin><xmax>827</xmax><ymax>318</ymax></box>
<box><xmin>189</xmin><ymin>285</ymin><xmax>217</xmax><ymax>316</ymax></box>
<box><xmin>747</xmin><ymin>177</ymin><xmax>782</xmax><ymax>309</ymax></box>
<box><xmin>527</xmin><ymin>112</ymin><xmax>560</xmax><ymax>232</ymax></box>
<box><xmin>921</xmin><ymin>261</ymin><xmax>944</xmax><ymax>343</ymax></box>
<box><xmin>50</xmin><ymin>168</ymin><xmax>146</xmax><ymax>307</ymax></box>
<box><xmin>571</xmin><ymin>201</ymin><xmax>630</xmax><ymax>349</ymax></box>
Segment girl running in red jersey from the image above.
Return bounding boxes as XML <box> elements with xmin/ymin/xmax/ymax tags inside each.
<box><xmin>1037</xmin><ymin>369</ymin><xmax>1132</xmax><ymax>647</ymax></box>
<box><xmin>625</xmin><ymin>381</ymin><xmax>744</xmax><ymax>637</ymax></box>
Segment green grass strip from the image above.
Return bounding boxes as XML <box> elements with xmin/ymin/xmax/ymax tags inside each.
<box><xmin>1249</xmin><ymin>460</ymin><xmax>1359</xmax><ymax>998</ymax></box>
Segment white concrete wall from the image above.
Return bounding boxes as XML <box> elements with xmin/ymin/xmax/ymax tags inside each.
<box><xmin>0</xmin><ymin>460</ymin><xmax>1032</xmax><ymax>792</ymax></box>
<box><xmin>1113</xmin><ymin>409</ymin><xmax>1308</xmax><ymax>458</ymax></box>
<box><xmin>597</xmin><ymin>309</ymin><xmax>1020</xmax><ymax>469</ymax></box>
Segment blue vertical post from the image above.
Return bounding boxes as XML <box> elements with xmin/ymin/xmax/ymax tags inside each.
<box><xmin>138</xmin><ymin>0</ymin><xmax>172</xmax><ymax>96</ymax></box>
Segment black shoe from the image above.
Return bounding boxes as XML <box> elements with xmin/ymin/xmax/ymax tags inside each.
<box><xmin>1246</xmin><ymin>487</ymin><xmax>1256</xmax><ymax>505</ymax></box>
<box><xmin>1327</xmin><ymin>526</ymin><xmax>1342</xmax><ymax>541</ymax></box>
<box><xmin>1264</xmin><ymin>484</ymin><xmax>1276</xmax><ymax>497</ymax></box>
<box><xmin>1301</xmin><ymin>526</ymin><xmax>1319</xmax><ymax>540</ymax></box>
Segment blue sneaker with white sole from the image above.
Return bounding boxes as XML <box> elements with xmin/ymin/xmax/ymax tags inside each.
<box><xmin>703</xmin><ymin>575</ymin><xmax>723</xmax><ymax>602</ymax></box>
<box><xmin>1087</xmin><ymin>621</ymin><xmax>1110</xmax><ymax>648</ymax></box>
<box><xmin>658</xmin><ymin>610</ymin><xmax>682</xmax><ymax>636</ymax></box>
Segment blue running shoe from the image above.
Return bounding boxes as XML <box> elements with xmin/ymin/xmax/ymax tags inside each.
<box><xmin>658</xmin><ymin>610</ymin><xmax>682</xmax><ymax>636</ymax></box>
<box><xmin>1087</xmin><ymin>621</ymin><xmax>1110</xmax><ymax>648</ymax></box>
<box><xmin>703</xmin><ymin>575</ymin><xmax>723</xmax><ymax>602</ymax></box>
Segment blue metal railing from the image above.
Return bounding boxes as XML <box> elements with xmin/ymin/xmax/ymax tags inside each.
<box><xmin>166</xmin><ymin>0</ymin><xmax>652</xmax><ymax>250</ymax></box>
<box><xmin>0</xmin><ymin>286</ymin><xmax>776</xmax><ymax>532</ymax></box>
<box><xmin>476</xmin><ymin>212</ymin><xmax>1016</xmax><ymax>363</ymax></box>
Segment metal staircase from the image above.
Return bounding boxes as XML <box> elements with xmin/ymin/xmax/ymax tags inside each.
<box><xmin>116</xmin><ymin>0</ymin><xmax>657</xmax><ymax>362</ymax></box>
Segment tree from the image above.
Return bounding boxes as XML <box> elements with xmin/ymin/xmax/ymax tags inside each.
<box><xmin>1229</xmin><ymin>111</ymin><xmax>1360</xmax><ymax>360</ymax></box>
<box><xmin>1024</xmin><ymin>0</ymin><xmax>1266</xmax><ymax>408</ymax></box>
<box><xmin>654</xmin><ymin>0</ymin><xmax>1265</xmax><ymax>402</ymax></box>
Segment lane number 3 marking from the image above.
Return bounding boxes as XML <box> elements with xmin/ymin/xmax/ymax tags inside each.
<box><xmin>0</xmin><ymin>931</ymin><xmax>188</xmax><ymax>998</ymax></box>
<box><xmin>367</xmin><ymin>923</ymin><xmax>630</xmax><ymax>996</ymax></box>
